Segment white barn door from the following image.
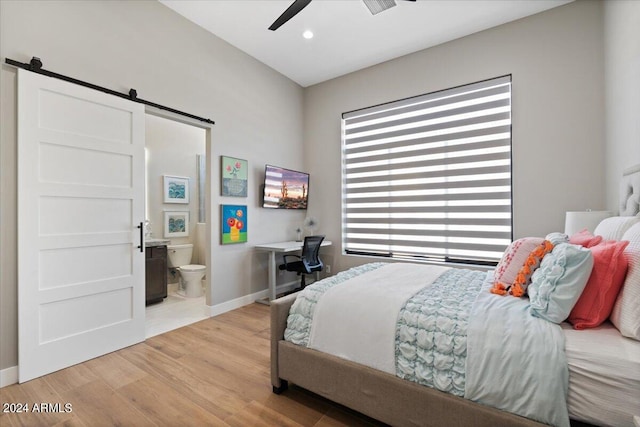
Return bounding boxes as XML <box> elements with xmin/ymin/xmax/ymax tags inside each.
<box><xmin>17</xmin><ymin>69</ymin><xmax>146</xmax><ymax>382</ymax></box>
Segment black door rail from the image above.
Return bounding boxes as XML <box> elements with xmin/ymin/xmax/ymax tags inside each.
<box><xmin>5</xmin><ymin>56</ymin><xmax>215</xmax><ymax>125</ymax></box>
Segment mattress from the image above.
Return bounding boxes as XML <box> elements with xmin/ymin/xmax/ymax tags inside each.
<box><xmin>562</xmin><ymin>321</ymin><xmax>640</xmax><ymax>427</ymax></box>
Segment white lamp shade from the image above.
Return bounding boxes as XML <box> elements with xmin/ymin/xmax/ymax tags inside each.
<box><xmin>564</xmin><ymin>211</ymin><xmax>612</xmax><ymax>236</ymax></box>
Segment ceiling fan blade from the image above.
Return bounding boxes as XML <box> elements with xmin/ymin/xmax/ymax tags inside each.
<box><xmin>269</xmin><ymin>0</ymin><xmax>313</xmax><ymax>31</ymax></box>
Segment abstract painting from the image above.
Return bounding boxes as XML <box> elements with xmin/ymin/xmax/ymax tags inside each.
<box><xmin>221</xmin><ymin>156</ymin><xmax>248</xmax><ymax>197</ymax></box>
<box><xmin>164</xmin><ymin>211</ymin><xmax>189</xmax><ymax>237</ymax></box>
<box><xmin>164</xmin><ymin>175</ymin><xmax>190</xmax><ymax>203</ymax></box>
<box><xmin>221</xmin><ymin>204</ymin><xmax>247</xmax><ymax>244</ymax></box>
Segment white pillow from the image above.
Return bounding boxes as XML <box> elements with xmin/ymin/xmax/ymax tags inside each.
<box><xmin>610</xmin><ymin>222</ymin><xmax>640</xmax><ymax>340</ymax></box>
<box><xmin>594</xmin><ymin>216</ymin><xmax>640</xmax><ymax>240</ymax></box>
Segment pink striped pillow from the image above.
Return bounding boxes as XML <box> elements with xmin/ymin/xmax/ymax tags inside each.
<box><xmin>494</xmin><ymin>237</ymin><xmax>544</xmax><ymax>286</ymax></box>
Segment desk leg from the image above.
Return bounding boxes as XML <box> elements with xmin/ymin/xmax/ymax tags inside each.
<box><xmin>268</xmin><ymin>251</ymin><xmax>277</xmax><ymax>301</ymax></box>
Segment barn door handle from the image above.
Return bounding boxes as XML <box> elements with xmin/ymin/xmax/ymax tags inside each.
<box><xmin>137</xmin><ymin>222</ymin><xmax>143</xmax><ymax>253</ymax></box>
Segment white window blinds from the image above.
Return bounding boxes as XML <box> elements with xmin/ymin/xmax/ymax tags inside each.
<box><xmin>342</xmin><ymin>75</ymin><xmax>512</xmax><ymax>265</ymax></box>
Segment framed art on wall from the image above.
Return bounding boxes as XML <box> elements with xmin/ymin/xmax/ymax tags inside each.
<box><xmin>164</xmin><ymin>175</ymin><xmax>190</xmax><ymax>203</ymax></box>
<box><xmin>164</xmin><ymin>211</ymin><xmax>189</xmax><ymax>237</ymax></box>
<box><xmin>221</xmin><ymin>204</ymin><xmax>247</xmax><ymax>244</ymax></box>
<box><xmin>221</xmin><ymin>156</ymin><xmax>248</xmax><ymax>197</ymax></box>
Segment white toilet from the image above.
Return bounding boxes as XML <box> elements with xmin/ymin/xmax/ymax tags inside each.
<box><xmin>167</xmin><ymin>244</ymin><xmax>206</xmax><ymax>298</ymax></box>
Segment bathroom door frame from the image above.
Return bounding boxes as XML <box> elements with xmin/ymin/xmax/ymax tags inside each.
<box><xmin>144</xmin><ymin>109</ymin><xmax>213</xmax><ymax>310</ymax></box>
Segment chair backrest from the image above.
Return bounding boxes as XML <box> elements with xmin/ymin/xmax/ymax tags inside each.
<box><xmin>301</xmin><ymin>235</ymin><xmax>324</xmax><ymax>272</ymax></box>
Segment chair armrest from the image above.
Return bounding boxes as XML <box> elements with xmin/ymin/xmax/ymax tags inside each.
<box><xmin>282</xmin><ymin>254</ymin><xmax>302</xmax><ymax>265</ymax></box>
<box><xmin>303</xmin><ymin>259</ymin><xmax>323</xmax><ymax>273</ymax></box>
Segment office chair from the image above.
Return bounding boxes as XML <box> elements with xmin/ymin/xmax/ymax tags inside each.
<box><xmin>278</xmin><ymin>235</ymin><xmax>325</xmax><ymax>291</ymax></box>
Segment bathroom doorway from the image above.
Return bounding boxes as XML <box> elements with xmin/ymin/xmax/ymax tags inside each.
<box><xmin>144</xmin><ymin>113</ymin><xmax>210</xmax><ymax>338</ymax></box>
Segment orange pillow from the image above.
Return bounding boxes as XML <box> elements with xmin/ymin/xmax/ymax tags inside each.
<box><xmin>509</xmin><ymin>240</ymin><xmax>554</xmax><ymax>297</ymax></box>
<box><xmin>569</xmin><ymin>229</ymin><xmax>603</xmax><ymax>248</ymax></box>
<box><xmin>568</xmin><ymin>240</ymin><xmax>630</xmax><ymax>329</ymax></box>
<box><xmin>493</xmin><ymin>237</ymin><xmax>544</xmax><ymax>286</ymax></box>
<box><xmin>491</xmin><ymin>240</ymin><xmax>554</xmax><ymax>297</ymax></box>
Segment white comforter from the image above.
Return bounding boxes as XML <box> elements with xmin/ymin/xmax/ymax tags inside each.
<box><xmin>466</xmin><ymin>276</ymin><xmax>570</xmax><ymax>427</ymax></box>
<box><xmin>285</xmin><ymin>264</ymin><xmax>570</xmax><ymax>427</ymax></box>
<box><xmin>309</xmin><ymin>263</ymin><xmax>449</xmax><ymax>373</ymax></box>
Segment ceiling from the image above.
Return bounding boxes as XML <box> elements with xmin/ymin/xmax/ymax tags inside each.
<box><xmin>159</xmin><ymin>0</ymin><xmax>572</xmax><ymax>87</ymax></box>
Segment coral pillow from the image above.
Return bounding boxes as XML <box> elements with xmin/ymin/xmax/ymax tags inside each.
<box><xmin>569</xmin><ymin>229</ymin><xmax>603</xmax><ymax>248</ymax></box>
<box><xmin>567</xmin><ymin>240</ymin><xmax>629</xmax><ymax>329</ymax></box>
<box><xmin>494</xmin><ymin>237</ymin><xmax>544</xmax><ymax>286</ymax></box>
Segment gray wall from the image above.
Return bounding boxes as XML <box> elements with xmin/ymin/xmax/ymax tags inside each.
<box><xmin>1</xmin><ymin>0</ymin><xmax>637</xmax><ymax>375</ymax></box>
<box><xmin>303</xmin><ymin>0</ymin><xmax>606</xmax><ymax>272</ymax></box>
<box><xmin>0</xmin><ymin>0</ymin><xmax>304</xmax><ymax>371</ymax></box>
<box><xmin>604</xmin><ymin>0</ymin><xmax>640</xmax><ymax>212</ymax></box>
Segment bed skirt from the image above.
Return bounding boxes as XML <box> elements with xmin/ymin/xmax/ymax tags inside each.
<box><xmin>271</xmin><ymin>292</ymin><xmax>545</xmax><ymax>427</ymax></box>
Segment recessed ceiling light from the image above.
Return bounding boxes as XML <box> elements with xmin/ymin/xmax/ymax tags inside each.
<box><xmin>302</xmin><ymin>30</ymin><xmax>314</xmax><ymax>39</ymax></box>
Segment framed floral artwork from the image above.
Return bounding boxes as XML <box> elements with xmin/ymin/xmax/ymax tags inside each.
<box><xmin>164</xmin><ymin>211</ymin><xmax>189</xmax><ymax>237</ymax></box>
<box><xmin>163</xmin><ymin>175</ymin><xmax>190</xmax><ymax>204</ymax></box>
<box><xmin>221</xmin><ymin>204</ymin><xmax>247</xmax><ymax>244</ymax></box>
<box><xmin>221</xmin><ymin>156</ymin><xmax>248</xmax><ymax>197</ymax></box>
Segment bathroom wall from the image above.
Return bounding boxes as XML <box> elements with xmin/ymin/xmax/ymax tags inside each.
<box><xmin>145</xmin><ymin>114</ymin><xmax>206</xmax><ymax>263</ymax></box>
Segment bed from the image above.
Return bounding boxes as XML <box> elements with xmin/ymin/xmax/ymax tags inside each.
<box><xmin>270</xmin><ymin>165</ymin><xmax>640</xmax><ymax>427</ymax></box>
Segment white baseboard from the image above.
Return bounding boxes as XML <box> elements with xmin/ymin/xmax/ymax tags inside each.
<box><xmin>1</xmin><ymin>365</ymin><xmax>18</xmax><ymax>388</ymax></box>
<box><xmin>205</xmin><ymin>281</ymin><xmax>299</xmax><ymax>317</ymax></box>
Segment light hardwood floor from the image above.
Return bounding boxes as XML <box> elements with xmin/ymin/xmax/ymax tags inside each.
<box><xmin>0</xmin><ymin>303</ymin><xmax>385</xmax><ymax>427</ymax></box>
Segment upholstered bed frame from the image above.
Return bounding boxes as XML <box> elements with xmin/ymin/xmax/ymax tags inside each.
<box><xmin>270</xmin><ymin>164</ymin><xmax>640</xmax><ymax>427</ymax></box>
<box><xmin>271</xmin><ymin>292</ymin><xmax>543</xmax><ymax>427</ymax></box>
<box><xmin>620</xmin><ymin>163</ymin><xmax>640</xmax><ymax>216</ymax></box>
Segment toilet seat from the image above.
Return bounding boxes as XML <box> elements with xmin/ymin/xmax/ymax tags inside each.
<box><xmin>179</xmin><ymin>264</ymin><xmax>206</xmax><ymax>272</ymax></box>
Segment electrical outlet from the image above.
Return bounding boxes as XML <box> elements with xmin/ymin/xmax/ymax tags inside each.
<box><xmin>326</xmin><ymin>264</ymin><xmax>331</xmax><ymax>274</ymax></box>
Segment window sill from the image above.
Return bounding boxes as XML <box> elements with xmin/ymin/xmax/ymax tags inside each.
<box><xmin>344</xmin><ymin>252</ymin><xmax>494</xmax><ymax>272</ymax></box>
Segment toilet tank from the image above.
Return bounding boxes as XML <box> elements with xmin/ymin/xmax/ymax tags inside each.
<box><xmin>167</xmin><ymin>244</ymin><xmax>193</xmax><ymax>268</ymax></box>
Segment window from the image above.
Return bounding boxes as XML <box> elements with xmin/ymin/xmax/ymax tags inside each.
<box><xmin>341</xmin><ymin>75</ymin><xmax>512</xmax><ymax>265</ymax></box>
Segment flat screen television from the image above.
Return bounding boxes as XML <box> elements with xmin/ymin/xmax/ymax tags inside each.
<box><xmin>262</xmin><ymin>164</ymin><xmax>309</xmax><ymax>209</ymax></box>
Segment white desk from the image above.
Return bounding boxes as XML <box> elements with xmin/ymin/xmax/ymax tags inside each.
<box><xmin>255</xmin><ymin>240</ymin><xmax>332</xmax><ymax>301</ymax></box>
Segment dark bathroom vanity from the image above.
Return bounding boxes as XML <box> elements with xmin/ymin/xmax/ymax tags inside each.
<box><xmin>145</xmin><ymin>240</ymin><xmax>169</xmax><ymax>305</ymax></box>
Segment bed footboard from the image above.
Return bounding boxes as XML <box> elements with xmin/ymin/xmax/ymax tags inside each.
<box><xmin>270</xmin><ymin>291</ymin><xmax>545</xmax><ymax>427</ymax></box>
<box><xmin>270</xmin><ymin>292</ymin><xmax>298</xmax><ymax>392</ymax></box>
<box><xmin>277</xmin><ymin>340</ymin><xmax>544</xmax><ymax>427</ymax></box>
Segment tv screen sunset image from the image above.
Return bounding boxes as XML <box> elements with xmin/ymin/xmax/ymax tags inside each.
<box><xmin>263</xmin><ymin>165</ymin><xmax>309</xmax><ymax>210</ymax></box>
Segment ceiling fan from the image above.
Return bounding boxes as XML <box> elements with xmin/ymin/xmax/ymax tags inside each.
<box><xmin>268</xmin><ymin>0</ymin><xmax>416</xmax><ymax>31</ymax></box>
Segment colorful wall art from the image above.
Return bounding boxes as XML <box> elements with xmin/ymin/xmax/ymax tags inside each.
<box><xmin>164</xmin><ymin>211</ymin><xmax>189</xmax><ymax>237</ymax></box>
<box><xmin>221</xmin><ymin>204</ymin><xmax>247</xmax><ymax>244</ymax></box>
<box><xmin>163</xmin><ymin>175</ymin><xmax>190</xmax><ymax>203</ymax></box>
<box><xmin>221</xmin><ymin>156</ymin><xmax>248</xmax><ymax>197</ymax></box>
